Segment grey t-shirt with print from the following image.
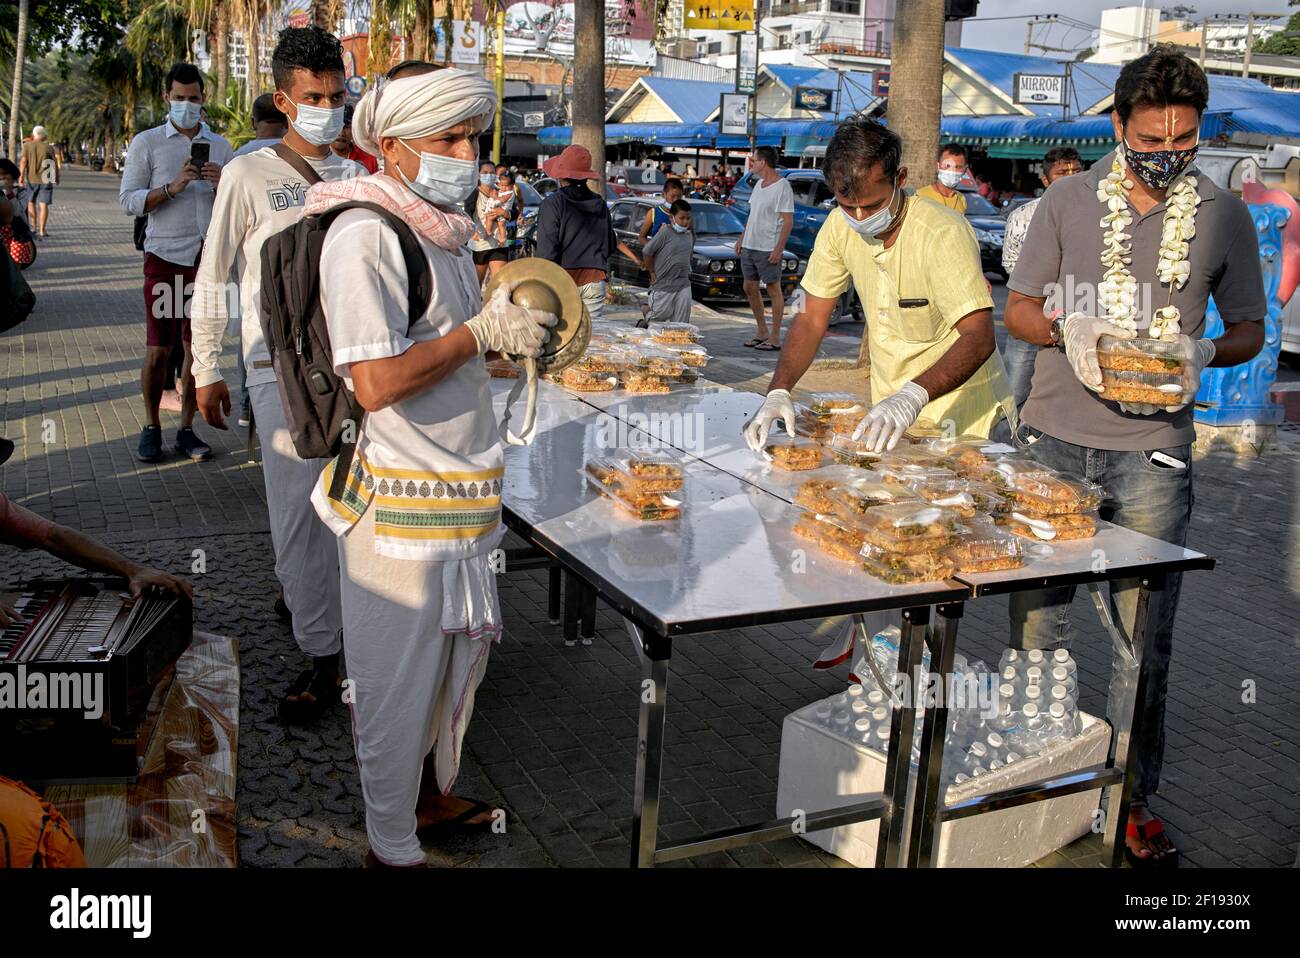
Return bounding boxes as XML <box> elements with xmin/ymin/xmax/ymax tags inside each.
<box><xmin>643</xmin><ymin>223</ymin><xmax>693</xmax><ymax>292</ymax></box>
<box><xmin>1007</xmin><ymin>151</ymin><xmax>1266</xmax><ymax>451</ymax></box>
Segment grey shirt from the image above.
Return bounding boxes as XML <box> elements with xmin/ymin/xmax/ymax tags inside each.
<box><xmin>643</xmin><ymin>224</ymin><xmax>693</xmax><ymax>292</ymax></box>
<box><xmin>1008</xmin><ymin>151</ymin><xmax>1265</xmax><ymax>451</ymax></box>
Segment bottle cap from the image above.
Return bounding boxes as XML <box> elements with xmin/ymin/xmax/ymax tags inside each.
<box><xmin>815</xmin><ymin>703</ymin><xmax>832</xmax><ymax>717</ymax></box>
<box><xmin>1005</xmin><ymin>751</ymin><xmax>1021</xmax><ymax>763</ymax></box>
<box><xmin>833</xmin><ymin>693</ymin><xmax>849</xmax><ymax>706</ymax></box>
<box><xmin>1051</xmin><ymin>665</ymin><xmax>1069</xmax><ymax>683</ymax></box>
<box><xmin>969</xmin><ymin>741</ymin><xmax>988</xmax><ymax>758</ymax></box>
<box><xmin>848</xmin><ymin>683</ymin><xmax>864</xmax><ymax>697</ymax></box>
<box><xmin>1026</xmin><ymin>666</ymin><xmax>1043</xmax><ymax>682</ymax></box>
<box><xmin>1027</xmin><ymin>649</ymin><xmax>1045</xmax><ymax>664</ymax></box>
<box><xmin>989</xmin><ymin>760</ymin><xmax>1004</xmax><ymax>770</ymax></box>
<box><xmin>867</xmin><ymin>689</ymin><xmax>885</xmax><ymax>705</ymax></box>
<box><xmin>874</xmin><ymin>726</ymin><xmax>891</xmax><ymax>743</ymax></box>
<box><xmin>852</xmin><ymin>699</ymin><xmax>868</xmax><ymax>714</ymax></box>
<box><xmin>1004</xmin><ymin>650</ymin><xmax>1021</xmax><ymax>662</ymax></box>
<box><xmin>855</xmin><ymin>718</ymin><xmax>871</xmax><ymax>733</ymax></box>
<box><xmin>1051</xmin><ymin>684</ymin><xmax>1068</xmax><ymax>701</ymax></box>
<box><xmin>871</xmin><ymin>706</ymin><xmax>889</xmax><ymax>723</ymax></box>
<box><xmin>1001</xmin><ymin>666</ymin><xmax>1017</xmax><ymax>682</ymax></box>
<box><xmin>1053</xmin><ymin>648</ymin><xmax>1071</xmax><ymax>664</ymax></box>
<box><xmin>998</xmin><ymin>683</ymin><xmax>1016</xmax><ymax>699</ymax></box>
<box><xmin>1049</xmin><ymin>702</ymin><xmax>1066</xmax><ymax>719</ymax></box>
<box><xmin>1025</xmin><ymin>684</ymin><xmax>1041</xmax><ymax>699</ymax></box>
<box><xmin>954</xmin><ymin>773</ymin><xmax>970</xmax><ymax>784</ymax></box>
<box><xmin>971</xmin><ymin>766</ymin><xmax>986</xmax><ymax>777</ymax></box>
<box><xmin>986</xmin><ymin>732</ymin><xmax>1004</xmax><ymax>749</ymax></box>
<box><xmin>1022</xmin><ymin>702</ymin><xmax>1040</xmax><ymax>719</ymax></box>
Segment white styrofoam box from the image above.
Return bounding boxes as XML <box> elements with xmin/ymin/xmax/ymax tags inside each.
<box><xmin>776</xmin><ymin>702</ymin><xmax>1111</xmax><ymax>868</ymax></box>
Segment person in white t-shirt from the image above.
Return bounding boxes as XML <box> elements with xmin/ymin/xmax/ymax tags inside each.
<box><xmin>736</xmin><ymin>146</ymin><xmax>794</xmax><ymax>350</ymax></box>
<box><xmin>191</xmin><ymin>26</ymin><xmax>364</xmax><ymax>726</ymax></box>
<box><xmin>307</xmin><ymin>68</ymin><xmax>555</xmax><ymax>868</ymax></box>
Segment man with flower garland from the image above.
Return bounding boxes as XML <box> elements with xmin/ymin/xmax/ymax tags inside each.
<box><xmin>1004</xmin><ymin>45</ymin><xmax>1266</xmax><ymax>867</ymax></box>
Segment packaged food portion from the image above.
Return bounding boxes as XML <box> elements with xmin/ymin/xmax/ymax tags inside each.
<box><xmin>829</xmin><ymin>434</ymin><xmax>886</xmax><ymax>468</ymax></box>
<box><xmin>875</xmin><ymin>461</ymin><xmax>960</xmax><ymax>490</ymax></box>
<box><xmin>793</xmin><ymin>511</ymin><xmax>872</xmax><ymax>562</ymax></box>
<box><xmin>945</xmin><ymin>520</ymin><xmax>1027</xmax><ymax>573</ymax></box>
<box><xmin>486</xmin><ymin>358</ymin><xmax>520</xmax><ymax>379</ymax></box>
<box><xmin>794</xmin><ymin>406</ymin><xmax>858</xmax><ymax>440</ymax></box>
<box><xmin>790</xmin><ymin>466</ymin><xmax>862</xmax><ymax>513</ymax></box>
<box><xmin>1000</xmin><ymin>472</ymin><xmax>1103</xmax><ymax>517</ymax></box>
<box><xmin>824</xmin><ymin>478</ymin><xmax>920</xmax><ymax>521</ymax></box>
<box><xmin>913</xmin><ymin>438</ymin><xmax>1018</xmax><ymax>477</ymax></box>
<box><xmin>1097</xmin><ymin>335</ymin><xmax>1185</xmax><ymax>374</ymax></box>
<box><xmin>974</xmin><ymin>456</ymin><xmax>1055</xmax><ymax>491</ymax></box>
<box><xmin>619</xmin><ymin>369</ymin><xmax>672</xmax><ymax>394</ymax></box>
<box><xmin>560</xmin><ymin>366</ymin><xmax>618</xmax><ymax>391</ymax></box>
<box><xmin>663</xmin><ymin>344</ymin><xmax>710</xmax><ymax>367</ymax></box>
<box><xmin>807</xmin><ymin>392</ymin><xmax>868</xmax><ymax>417</ymax></box>
<box><xmin>585</xmin><ymin>451</ymin><xmax>684</xmax><ymax>495</ymax></box>
<box><xmin>584</xmin><ymin>469</ymin><xmax>681</xmax><ymax>520</ymax></box>
<box><xmin>1100</xmin><ymin>367</ymin><xmax>1187</xmax><ymax>406</ymax></box>
<box><xmin>1001</xmin><ymin>511</ymin><xmax>1099</xmax><ymax>541</ymax></box>
<box><xmin>904</xmin><ymin>477</ymin><xmax>1006</xmax><ymax>519</ymax></box>
<box><xmin>571</xmin><ymin>349</ymin><xmax>627</xmax><ymax>374</ymax></box>
<box><xmin>649</xmin><ymin>321</ymin><xmax>700</xmax><ymax>344</ymax></box>
<box><xmin>630</xmin><ymin>346</ymin><xmax>687</xmax><ymax>378</ymax></box>
<box><xmin>672</xmin><ymin>367</ymin><xmax>700</xmax><ymax>385</ymax></box>
<box><xmin>764</xmin><ymin>435</ymin><xmax>824</xmax><ymax>471</ymax></box>
<box><xmin>856</xmin><ymin>503</ymin><xmax>962</xmax><ymax>555</ymax></box>
<box><xmin>860</xmin><ymin>544</ymin><xmax>957</xmax><ymax>584</ymax></box>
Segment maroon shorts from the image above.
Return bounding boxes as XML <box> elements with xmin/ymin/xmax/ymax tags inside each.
<box><xmin>144</xmin><ymin>252</ymin><xmax>197</xmax><ymax>348</ymax></box>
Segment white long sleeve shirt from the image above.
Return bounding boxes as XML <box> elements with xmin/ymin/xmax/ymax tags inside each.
<box><xmin>189</xmin><ymin>147</ymin><xmax>363</xmax><ymax>390</ymax></box>
<box><xmin>118</xmin><ymin>120</ymin><xmax>233</xmax><ymax>266</ymax></box>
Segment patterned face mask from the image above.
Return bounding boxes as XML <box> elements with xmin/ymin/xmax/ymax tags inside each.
<box><xmin>1122</xmin><ymin>139</ymin><xmax>1198</xmax><ymax>190</ymax></box>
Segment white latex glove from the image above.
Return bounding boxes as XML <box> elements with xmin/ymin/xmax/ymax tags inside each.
<box><xmin>1063</xmin><ymin>313</ymin><xmax>1135</xmax><ymax>393</ymax></box>
<box><xmin>465</xmin><ymin>282</ymin><xmax>558</xmax><ymax>358</ymax></box>
<box><xmin>743</xmin><ymin>388</ymin><xmax>797</xmax><ymax>453</ymax></box>
<box><xmin>852</xmin><ymin>381</ymin><xmax>929</xmax><ymax>452</ymax></box>
<box><xmin>1118</xmin><ymin>335</ymin><xmax>1216</xmax><ymax>415</ymax></box>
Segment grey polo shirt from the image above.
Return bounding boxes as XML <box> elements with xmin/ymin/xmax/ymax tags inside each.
<box><xmin>1007</xmin><ymin>150</ymin><xmax>1265</xmax><ymax>451</ymax></box>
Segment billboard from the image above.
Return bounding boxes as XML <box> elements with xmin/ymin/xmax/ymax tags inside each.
<box><xmin>462</xmin><ymin>1</ymin><xmax>658</xmax><ymax>66</ymax></box>
<box><xmin>684</xmin><ymin>0</ymin><xmax>756</xmax><ymax>31</ymax></box>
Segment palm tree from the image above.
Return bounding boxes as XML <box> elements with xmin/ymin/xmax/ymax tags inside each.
<box><xmin>7</xmin><ymin>0</ymin><xmax>30</xmax><ymax>159</ymax></box>
<box><xmin>124</xmin><ymin>1</ymin><xmax>193</xmax><ymax>140</ymax></box>
<box><xmin>888</xmin><ymin>0</ymin><xmax>946</xmax><ymax>184</ymax></box>
<box><xmin>572</xmin><ymin>0</ymin><xmax>605</xmax><ymax>185</ymax></box>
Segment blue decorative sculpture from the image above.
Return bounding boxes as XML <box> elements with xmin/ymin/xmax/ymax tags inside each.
<box><xmin>1195</xmin><ymin>203</ymin><xmax>1290</xmax><ymax>427</ymax></box>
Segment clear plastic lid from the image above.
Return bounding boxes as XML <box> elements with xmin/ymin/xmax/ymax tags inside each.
<box><xmin>874</xmin><ymin>462</ymin><xmax>961</xmax><ymax>490</ymax></box>
<box><xmin>618</xmin><ymin>369</ymin><xmax>673</xmax><ymax>394</ymax></box>
<box><xmin>854</xmin><ymin>502</ymin><xmax>962</xmax><ymax>553</ymax></box>
<box><xmin>792</xmin><ymin>512</ymin><xmax>867</xmax><ymax>562</ymax></box>
<box><xmin>806</xmin><ymin>392</ymin><xmax>868</xmax><ymax>416</ymax></box>
<box><xmin>763</xmin><ymin>435</ymin><xmax>824</xmax><ymax>471</ymax></box>
<box><xmin>1002</xmin><ymin>471</ymin><xmax>1104</xmax><ymax>517</ymax></box>
<box><xmin>1098</xmin><ymin>334</ymin><xmax>1185</xmax><ymax>372</ymax></box>
<box><xmin>583</xmin><ymin>470</ymin><xmax>682</xmax><ymax>520</ymax></box>
<box><xmin>860</xmin><ymin>545</ymin><xmax>958</xmax><ymax>582</ymax></box>
<box><xmin>945</xmin><ymin>518</ymin><xmax>1026</xmax><ymax>571</ymax></box>
<box><xmin>791</xmin><ymin>465</ymin><xmax>872</xmax><ymax>512</ymax></box>
<box><xmin>976</xmin><ymin>456</ymin><xmax>1056</xmax><ymax>490</ymax></box>
<box><xmin>585</xmin><ymin>453</ymin><xmax>683</xmax><ymax>495</ymax></box>
<box><xmin>630</xmin><ymin>346</ymin><xmax>687</xmax><ymax>376</ymax></box>
<box><xmin>825</xmin><ymin>478</ymin><xmax>921</xmax><ymax>519</ymax></box>
<box><xmin>906</xmin><ymin>478</ymin><xmax>1007</xmax><ymax>518</ymax></box>
<box><xmin>572</xmin><ymin>349</ymin><xmax>629</xmax><ymax>373</ymax></box>
<box><xmin>648</xmin><ymin>321</ymin><xmax>701</xmax><ymax>344</ymax></box>
<box><xmin>560</xmin><ymin>367</ymin><xmax>620</xmax><ymax>390</ymax></box>
<box><xmin>828</xmin><ymin>434</ymin><xmax>887</xmax><ymax>467</ymax></box>
<box><xmin>1002</xmin><ymin>511</ymin><xmax>1099</xmax><ymax>541</ymax></box>
<box><xmin>661</xmin><ymin>343</ymin><xmax>710</xmax><ymax>366</ymax></box>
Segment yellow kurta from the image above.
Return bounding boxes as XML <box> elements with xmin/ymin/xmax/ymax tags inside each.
<box><xmin>801</xmin><ymin>197</ymin><xmax>1013</xmax><ymax>439</ymax></box>
<box><xmin>915</xmin><ymin>184</ymin><xmax>968</xmax><ymax>214</ymax></box>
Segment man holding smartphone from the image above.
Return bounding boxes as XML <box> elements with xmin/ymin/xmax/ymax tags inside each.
<box><xmin>119</xmin><ymin>62</ymin><xmax>232</xmax><ymax>464</ymax></box>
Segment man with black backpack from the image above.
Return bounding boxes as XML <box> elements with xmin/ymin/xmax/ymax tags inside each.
<box><xmin>190</xmin><ymin>26</ymin><xmax>363</xmax><ymax>724</ymax></box>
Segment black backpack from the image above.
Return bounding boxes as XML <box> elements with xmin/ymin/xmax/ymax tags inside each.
<box><xmin>1</xmin><ymin>245</ymin><xmax>35</xmax><ymax>333</ymax></box>
<box><xmin>259</xmin><ymin>199</ymin><xmax>431</xmax><ymax>499</ymax></box>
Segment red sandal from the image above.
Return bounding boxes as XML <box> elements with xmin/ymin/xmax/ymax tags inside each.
<box><xmin>1124</xmin><ymin>813</ymin><xmax>1180</xmax><ymax>868</ymax></box>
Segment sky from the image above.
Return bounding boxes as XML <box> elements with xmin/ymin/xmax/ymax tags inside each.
<box><xmin>960</xmin><ymin>1</ymin><xmax>1296</xmax><ymax>56</ymax></box>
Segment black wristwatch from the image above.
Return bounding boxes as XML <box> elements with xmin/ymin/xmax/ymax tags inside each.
<box><xmin>1048</xmin><ymin>315</ymin><xmax>1066</xmax><ymax>348</ymax></box>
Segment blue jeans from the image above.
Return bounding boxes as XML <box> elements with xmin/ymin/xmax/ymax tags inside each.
<box><xmin>1001</xmin><ymin>335</ymin><xmax>1037</xmax><ymax>409</ymax></box>
<box><xmin>1008</xmin><ymin>425</ymin><xmax>1193</xmax><ymax>802</ymax></box>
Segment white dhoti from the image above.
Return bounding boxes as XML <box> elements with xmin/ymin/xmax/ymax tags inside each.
<box><xmin>338</xmin><ymin>505</ymin><xmax>503</xmax><ymax>865</ymax></box>
<box><xmin>248</xmin><ymin>382</ymin><xmax>343</xmax><ymax>657</ymax></box>
<box><xmin>648</xmin><ymin>286</ymin><xmax>693</xmax><ymax>325</ymax></box>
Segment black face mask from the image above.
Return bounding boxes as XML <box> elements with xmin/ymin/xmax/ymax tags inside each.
<box><xmin>1122</xmin><ymin>139</ymin><xmax>1198</xmax><ymax>190</ymax></box>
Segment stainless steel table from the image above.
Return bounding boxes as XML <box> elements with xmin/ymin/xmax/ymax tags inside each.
<box><xmin>492</xmin><ymin>377</ymin><xmax>1216</xmax><ymax>868</ymax></box>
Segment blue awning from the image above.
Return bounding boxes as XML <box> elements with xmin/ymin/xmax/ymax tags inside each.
<box><xmin>538</xmin><ymin>118</ymin><xmax>843</xmax><ymax>150</ymax></box>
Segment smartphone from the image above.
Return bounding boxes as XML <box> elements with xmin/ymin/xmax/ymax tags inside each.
<box><xmin>190</xmin><ymin>142</ymin><xmax>210</xmax><ymax>170</ymax></box>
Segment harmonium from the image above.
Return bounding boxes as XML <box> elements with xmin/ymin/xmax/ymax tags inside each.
<box><xmin>0</xmin><ymin>577</ymin><xmax>192</xmax><ymax>784</ymax></box>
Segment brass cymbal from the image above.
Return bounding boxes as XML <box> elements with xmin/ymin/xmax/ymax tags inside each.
<box><xmin>482</xmin><ymin>257</ymin><xmax>590</xmax><ymax>373</ymax></box>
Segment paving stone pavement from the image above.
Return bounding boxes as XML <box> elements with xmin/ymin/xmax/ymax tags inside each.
<box><xmin>2</xmin><ymin>167</ymin><xmax>1297</xmax><ymax>869</ymax></box>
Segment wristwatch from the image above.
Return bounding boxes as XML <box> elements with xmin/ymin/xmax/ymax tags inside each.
<box><xmin>1048</xmin><ymin>314</ymin><xmax>1066</xmax><ymax>348</ymax></box>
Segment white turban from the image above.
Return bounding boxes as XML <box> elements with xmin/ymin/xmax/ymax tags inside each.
<box><xmin>351</xmin><ymin>68</ymin><xmax>497</xmax><ymax>157</ymax></box>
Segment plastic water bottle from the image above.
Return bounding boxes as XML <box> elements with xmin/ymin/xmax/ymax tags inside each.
<box><xmin>1042</xmin><ymin>701</ymin><xmax>1076</xmax><ymax>747</ymax></box>
<box><xmin>999</xmin><ymin>665</ymin><xmax>1023</xmax><ymax>692</ymax></box>
<box><xmin>1050</xmin><ymin>664</ymin><xmax>1077</xmax><ymax>695</ymax></box>
<box><xmin>852</xmin><ymin>698</ymin><xmax>870</xmax><ymax>718</ymax></box>
<box><xmin>1024</xmin><ymin>665</ymin><xmax>1045</xmax><ymax>688</ymax></box>
<box><xmin>989</xmin><ymin>759</ymin><xmax>1005</xmax><ymax>772</ymax></box>
<box><xmin>1021</xmin><ymin>683</ymin><xmax>1043</xmax><ymax>711</ymax></box>
<box><xmin>985</xmin><ymin>731</ymin><xmax>1006</xmax><ymax>761</ymax></box>
<box><xmin>998</xmin><ymin>649</ymin><xmax>1023</xmax><ymax>671</ymax></box>
<box><xmin>964</xmin><ymin>740</ymin><xmax>989</xmax><ymax>775</ymax></box>
<box><xmin>873</xmin><ymin>725</ymin><xmax>892</xmax><ymax>752</ymax></box>
<box><xmin>833</xmin><ymin>711</ymin><xmax>851</xmax><ymax>736</ymax></box>
<box><xmin>1010</xmin><ymin>702</ymin><xmax>1046</xmax><ymax>755</ymax></box>
<box><xmin>814</xmin><ymin>701</ymin><xmax>833</xmax><ymax>727</ymax></box>
<box><xmin>866</xmin><ymin>689</ymin><xmax>886</xmax><ymax>709</ymax></box>
<box><xmin>1052</xmin><ymin>648</ymin><xmax>1078</xmax><ymax>684</ymax></box>
<box><xmin>989</xmin><ymin>700</ymin><xmax>1017</xmax><ymax>733</ymax></box>
<box><xmin>1005</xmin><ymin>750</ymin><xmax>1022</xmax><ymax>765</ymax></box>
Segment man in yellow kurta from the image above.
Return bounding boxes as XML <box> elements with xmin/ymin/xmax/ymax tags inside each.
<box><xmin>744</xmin><ymin>119</ymin><xmax>1012</xmax><ymax>452</ymax></box>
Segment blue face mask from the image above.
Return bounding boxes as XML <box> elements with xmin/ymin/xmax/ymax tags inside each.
<box><xmin>168</xmin><ymin>100</ymin><xmax>202</xmax><ymax>129</ymax></box>
<box><xmin>398</xmin><ymin>139</ymin><xmax>479</xmax><ymax>207</ymax></box>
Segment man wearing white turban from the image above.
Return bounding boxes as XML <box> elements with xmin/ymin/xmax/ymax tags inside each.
<box><xmin>305</xmin><ymin>67</ymin><xmax>557</xmax><ymax>867</ymax></box>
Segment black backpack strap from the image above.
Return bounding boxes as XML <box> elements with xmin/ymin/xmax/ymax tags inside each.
<box><xmin>314</xmin><ymin>201</ymin><xmax>433</xmax><ymax>501</ymax></box>
<box><xmin>271</xmin><ymin>142</ymin><xmax>323</xmax><ymax>186</ymax></box>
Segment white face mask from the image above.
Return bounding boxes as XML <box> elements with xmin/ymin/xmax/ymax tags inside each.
<box><xmin>839</xmin><ymin>183</ymin><xmax>898</xmax><ymax>238</ymax></box>
<box><xmin>671</xmin><ymin>223</ymin><xmax>689</xmax><ymax>234</ymax></box>
<box><xmin>937</xmin><ymin>168</ymin><xmax>965</xmax><ymax>189</ymax></box>
<box><xmin>480</xmin><ymin>173</ymin><xmax>498</xmax><ymax>187</ymax></box>
<box><xmin>398</xmin><ymin>139</ymin><xmax>479</xmax><ymax>206</ymax></box>
<box><xmin>168</xmin><ymin>100</ymin><xmax>202</xmax><ymax>129</ymax></box>
<box><xmin>288</xmin><ymin>102</ymin><xmax>345</xmax><ymax>146</ymax></box>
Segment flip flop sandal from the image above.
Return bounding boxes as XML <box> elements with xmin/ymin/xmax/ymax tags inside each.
<box><xmin>754</xmin><ymin>341</ymin><xmax>781</xmax><ymax>351</ymax></box>
<box><xmin>278</xmin><ymin>654</ymin><xmax>340</xmax><ymax>725</ymax></box>
<box><xmin>416</xmin><ymin>799</ymin><xmax>498</xmax><ymax>842</ymax></box>
<box><xmin>1124</xmin><ymin>815</ymin><xmax>1180</xmax><ymax>868</ymax></box>
<box><xmin>742</xmin><ymin>338</ymin><xmax>766</xmax><ymax>348</ymax></box>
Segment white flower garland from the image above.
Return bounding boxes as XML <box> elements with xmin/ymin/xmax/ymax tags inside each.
<box><xmin>1095</xmin><ymin>157</ymin><xmax>1200</xmax><ymax>339</ymax></box>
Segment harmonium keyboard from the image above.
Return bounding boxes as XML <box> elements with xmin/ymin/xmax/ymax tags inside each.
<box><xmin>0</xmin><ymin>577</ymin><xmax>192</xmax><ymax>783</ymax></box>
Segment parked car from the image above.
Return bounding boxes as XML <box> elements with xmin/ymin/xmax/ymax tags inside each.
<box><xmin>957</xmin><ymin>188</ymin><xmax>1009</xmax><ymax>280</ymax></box>
<box><xmin>531</xmin><ymin>176</ymin><xmax>628</xmax><ymax>206</ymax></box>
<box><xmin>606</xmin><ymin>197</ymin><xmax>802</xmax><ymax>303</ymax></box>
<box><xmin>608</xmin><ymin>165</ymin><xmax>666</xmax><ymax>196</ymax></box>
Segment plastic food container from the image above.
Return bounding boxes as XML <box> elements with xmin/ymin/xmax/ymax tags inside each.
<box><xmin>791</xmin><ymin>466</ymin><xmax>866</xmax><ymax>513</ymax></box>
<box><xmin>649</xmin><ymin>321</ymin><xmax>701</xmax><ymax>344</ymax></box>
<box><xmin>913</xmin><ymin>438</ymin><xmax>1018</xmax><ymax>477</ymax></box>
<box><xmin>855</xmin><ymin>502</ymin><xmax>963</xmax><ymax>555</ymax></box>
<box><xmin>1001</xmin><ymin>511</ymin><xmax>1099</xmax><ymax>541</ymax></box>
<box><xmin>974</xmin><ymin>456</ymin><xmax>1056</xmax><ymax>491</ymax></box>
<box><xmin>806</xmin><ymin>392</ymin><xmax>868</xmax><ymax>417</ymax></box>
<box><xmin>860</xmin><ymin>544</ymin><xmax>957</xmax><ymax>584</ymax></box>
<box><xmin>1000</xmin><ymin>472</ymin><xmax>1103</xmax><ymax>517</ymax></box>
<box><xmin>585</xmin><ymin>453</ymin><xmax>684</xmax><ymax>496</ymax></box>
<box><xmin>663</xmin><ymin>344</ymin><xmax>710</xmax><ymax>367</ymax></box>
<box><xmin>1099</xmin><ymin>367</ymin><xmax>1187</xmax><ymax>405</ymax></box>
<box><xmin>904</xmin><ymin>477</ymin><xmax>1006</xmax><ymax>519</ymax></box>
<box><xmin>795</xmin><ymin>406</ymin><xmax>859</xmax><ymax>440</ymax></box>
<box><xmin>792</xmin><ymin>512</ymin><xmax>865</xmax><ymax>563</ymax></box>
<box><xmin>584</xmin><ymin>469</ymin><xmax>681</xmax><ymax>520</ymax></box>
<box><xmin>486</xmin><ymin>358</ymin><xmax>520</xmax><ymax>379</ymax></box>
<box><xmin>571</xmin><ymin>349</ymin><xmax>627</xmax><ymax>374</ymax></box>
<box><xmin>561</xmin><ymin>367</ymin><xmax>619</xmax><ymax>391</ymax></box>
<box><xmin>829</xmin><ymin>434</ymin><xmax>888</xmax><ymax>468</ymax></box>
<box><xmin>824</xmin><ymin>478</ymin><xmax>920</xmax><ymax>521</ymax></box>
<box><xmin>875</xmin><ymin>461</ymin><xmax>960</xmax><ymax>490</ymax></box>
<box><xmin>619</xmin><ymin>369</ymin><xmax>672</xmax><ymax>394</ymax></box>
<box><xmin>945</xmin><ymin>520</ymin><xmax>1027</xmax><ymax>572</ymax></box>
<box><xmin>764</xmin><ymin>435</ymin><xmax>824</xmax><ymax>471</ymax></box>
<box><xmin>1097</xmin><ymin>335</ymin><xmax>1185</xmax><ymax>374</ymax></box>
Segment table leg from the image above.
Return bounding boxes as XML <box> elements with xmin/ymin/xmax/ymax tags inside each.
<box><xmin>563</xmin><ymin>570</ymin><xmax>580</xmax><ymax>647</ymax></box>
<box><xmin>547</xmin><ymin>562</ymin><xmax>561</xmax><ymax>625</ymax></box>
<box><xmin>1101</xmin><ymin>574</ymin><xmax>1164</xmax><ymax>867</ymax></box>
<box><xmin>908</xmin><ymin>601</ymin><xmax>963</xmax><ymax>867</ymax></box>
<box><xmin>627</xmin><ymin>619</ymin><xmax>670</xmax><ymax>868</ymax></box>
<box><xmin>580</xmin><ymin>582</ymin><xmax>597</xmax><ymax>646</ymax></box>
<box><xmin>875</xmin><ymin>604</ymin><xmax>929</xmax><ymax>868</ymax></box>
